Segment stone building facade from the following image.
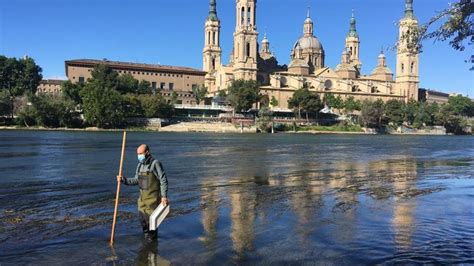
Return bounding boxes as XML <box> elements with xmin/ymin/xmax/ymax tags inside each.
<box><xmin>204</xmin><ymin>0</ymin><xmax>422</xmax><ymax>110</ymax></box>
<box><xmin>65</xmin><ymin>59</ymin><xmax>206</xmax><ymax>105</ymax></box>
<box><xmin>36</xmin><ymin>79</ymin><xmax>63</xmax><ymax>95</ymax></box>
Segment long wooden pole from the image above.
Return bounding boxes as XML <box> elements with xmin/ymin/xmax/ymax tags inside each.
<box><xmin>110</xmin><ymin>131</ymin><xmax>127</xmax><ymax>245</ymax></box>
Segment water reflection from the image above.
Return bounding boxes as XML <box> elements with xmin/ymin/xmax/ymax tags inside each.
<box><xmin>1</xmin><ymin>132</ymin><xmax>472</xmax><ymax>264</ymax></box>
<box><xmin>230</xmin><ymin>182</ymin><xmax>257</xmax><ymax>257</ymax></box>
<box><xmin>391</xmin><ymin>158</ymin><xmax>417</xmax><ymax>250</ymax></box>
<box><xmin>200</xmin><ymin>179</ymin><xmax>219</xmax><ymax>250</ymax></box>
<box><xmin>135</xmin><ymin>241</ymin><xmax>170</xmax><ymax>266</ymax></box>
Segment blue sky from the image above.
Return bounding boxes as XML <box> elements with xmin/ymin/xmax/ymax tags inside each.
<box><xmin>1</xmin><ymin>0</ymin><xmax>472</xmax><ymax>95</ymax></box>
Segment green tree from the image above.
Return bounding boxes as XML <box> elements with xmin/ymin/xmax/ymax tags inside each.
<box><xmin>270</xmin><ymin>96</ymin><xmax>279</xmax><ymax>108</ymax></box>
<box><xmin>407</xmin><ymin>0</ymin><xmax>473</xmax><ymax>69</ymax></box>
<box><xmin>342</xmin><ymin>96</ymin><xmax>361</xmax><ymax>115</ymax></box>
<box><xmin>80</xmin><ymin>64</ymin><xmax>125</xmax><ymax>128</ymax></box>
<box><xmin>192</xmin><ymin>85</ymin><xmax>208</xmax><ymax>105</ymax></box>
<box><xmin>141</xmin><ymin>95</ymin><xmax>174</xmax><ymax>118</ymax></box>
<box><xmin>137</xmin><ymin>80</ymin><xmax>152</xmax><ymax>94</ymax></box>
<box><xmin>288</xmin><ymin>88</ymin><xmax>323</xmax><ymax>120</ymax></box>
<box><xmin>0</xmin><ymin>56</ymin><xmax>42</xmax><ymax>118</ymax></box>
<box><xmin>324</xmin><ymin>93</ymin><xmax>344</xmax><ymax>109</ymax></box>
<box><xmin>227</xmin><ymin>79</ymin><xmax>261</xmax><ymax>113</ymax></box>
<box><xmin>117</xmin><ymin>74</ymin><xmax>138</xmax><ymax>94</ymax></box>
<box><xmin>359</xmin><ymin>99</ymin><xmax>384</xmax><ymax>128</ymax></box>
<box><xmin>0</xmin><ymin>90</ymin><xmax>10</xmax><ymax>117</ymax></box>
<box><xmin>255</xmin><ymin>106</ymin><xmax>273</xmax><ymax>133</ymax></box>
<box><xmin>435</xmin><ymin>103</ymin><xmax>470</xmax><ymax>134</ymax></box>
<box><xmin>384</xmin><ymin>99</ymin><xmax>405</xmax><ymax>126</ymax></box>
<box><xmin>288</xmin><ymin>88</ymin><xmax>309</xmax><ymax>119</ymax></box>
<box><xmin>447</xmin><ymin>94</ymin><xmax>474</xmax><ymax>116</ymax></box>
<box><xmin>16</xmin><ymin>94</ymin><xmax>79</xmax><ymax>128</ymax></box>
<box><xmin>171</xmin><ymin>91</ymin><xmax>178</xmax><ymax>105</ymax></box>
<box><xmin>123</xmin><ymin>94</ymin><xmax>144</xmax><ymax>117</ymax></box>
<box><xmin>61</xmin><ymin>80</ymin><xmax>83</xmax><ymax>104</ymax></box>
<box><xmin>413</xmin><ymin>103</ymin><xmax>431</xmax><ymax>128</ymax></box>
<box><xmin>403</xmin><ymin>99</ymin><xmax>419</xmax><ymax>125</ymax></box>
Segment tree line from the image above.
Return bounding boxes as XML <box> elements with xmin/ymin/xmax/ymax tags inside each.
<box><xmin>0</xmin><ymin>57</ymin><xmax>175</xmax><ymax>128</ymax></box>
<box><xmin>226</xmin><ymin>79</ymin><xmax>473</xmax><ymax>134</ymax></box>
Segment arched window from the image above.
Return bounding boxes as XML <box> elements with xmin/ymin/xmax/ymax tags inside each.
<box><xmin>350</xmin><ymin>47</ymin><xmax>353</xmax><ymax>55</ymax></box>
<box><xmin>241</xmin><ymin>7</ymin><xmax>245</xmax><ymax>25</ymax></box>
<box><xmin>212</xmin><ymin>58</ymin><xmax>216</xmax><ymax>70</ymax></box>
<box><xmin>410</xmin><ymin>62</ymin><xmax>415</xmax><ymax>73</ymax></box>
<box><xmin>246</xmin><ymin>43</ymin><xmax>250</xmax><ymax>57</ymax></box>
<box><xmin>212</xmin><ymin>32</ymin><xmax>216</xmax><ymax>45</ymax></box>
<box><xmin>248</xmin><ymin>7</ymin><xmax>251</xmax><ymax>25</ymax></box>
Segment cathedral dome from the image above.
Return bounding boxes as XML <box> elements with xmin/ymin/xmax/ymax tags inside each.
<box><xmin>294</xmin><ymin>36</ymin><xmax>323</xmax><ymax>51</ymax></box>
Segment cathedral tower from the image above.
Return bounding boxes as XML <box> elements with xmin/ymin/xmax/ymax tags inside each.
<box><xmin>345</xmin><ymin>10</ymin><xmax>361</xmax><ymax>71</ymax></box>
<box><xmin>233</xmin><ymin>0</ymin><xmax>258</xmax><ymax>81</ymax></box>
<box><xmin>291</xmin><ymin>8</ymin><xmax>324</xmax><ymax>73</ymax></box>
<box><xmin>396</xmin><ymin>0</ymin><xmax>420</xmax><ymax>101</ymax></box>
<box><xmin>203</xmin><ymin>0</ymin><xmax>222</xmax><ymax>90</ymax></box>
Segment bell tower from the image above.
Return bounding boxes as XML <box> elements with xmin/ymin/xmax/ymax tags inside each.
<box><xmin>203</xmin><ymin>0</ymin><xmax>222</xmax><ymax>90</ymax></box>
<box><xmin>233</xmin><ymin>0</ymin><xmax>258</xmax><ymax>81</ymax></box>
<box><xmin>396</xmin><ymin>0</ymin><xmax>420</xmax><ymax>101</ymax></box>
<box><xmin>345</xmin><ymin>10</ymin><xmax>361</xmax><ymax>71</ymax></box>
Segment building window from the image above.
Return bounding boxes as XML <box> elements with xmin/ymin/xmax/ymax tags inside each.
<box><xmin>152</xmin><ymin>82</ymin><xmax>157</xmax><ymax>91</ymax></box>
<box><xmin>371</xmin><ymin>87</ymin><xmax>378</xmax><ymax>93</ymax></box>
<box><xmin>241</xmin><ymin>7</ymin><xmax>245</xmax><ymax>25</ymax></box>
<box><xmin>324</xmin><ymin>80</ymin><xmax>333</xmax><ymax>90</ymax></box>
<box><xmin>247</xmin><ymin>7</ymin><xmax>251</xmax><ymax>25</ymax></box>
<box><xmin>160</xmin><ymin>82</ymin><xmax>165</xmax><ymax>89</ymax></box>
<box><xmin>246</xmin><ymin>43</ymin><xmax>250</xmax><ymax>57</ymax></box>
<box><xmin>410</xmin><ymin>62</ymin><xmax>415</xmax><ymax>73</ymax></box>
<box><xmin>401</xmin><ymin>63</ymin><xmax>405</xmax><ymax>73</ymax></box>
<box><xmin>169</xmin><ymin>83</ymin><xmax>174</xmax><ymax>90</ymax></box>
<box><xmin>208</xmin><ymin>32</ymin><xmax>211</xmax><ymax>45</ymax></box>
<box><xmin>78</xmin><ymin>76</ymin><xmax>85</xmax><ymax>84</ymax></box>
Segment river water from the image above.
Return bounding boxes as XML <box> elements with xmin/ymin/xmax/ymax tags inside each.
<box><xmin>0</xmin><ymin>131</ymin><xmax>473</xmax><ymax>265</ymax></box>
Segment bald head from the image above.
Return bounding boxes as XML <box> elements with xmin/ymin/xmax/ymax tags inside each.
<box><xmin>137</xmin><ymin>144</ymin><xmax>149</xmax><ymax>155</ymax></box>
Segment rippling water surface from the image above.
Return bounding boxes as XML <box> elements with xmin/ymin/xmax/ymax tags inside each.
<box><xmin>0</xmin><ymin>131</ymin><xmax>473</xmax><ymax>264</ymax></box>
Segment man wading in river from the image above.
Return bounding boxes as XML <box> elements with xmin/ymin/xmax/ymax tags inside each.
<box><xmin>117</xmin><ymin>144</ymin><xmax>169</xmax><ymax>241</ymax></box>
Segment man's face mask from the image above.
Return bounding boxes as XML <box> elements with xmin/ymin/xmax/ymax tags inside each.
<box><xmin>138</xmin><ymin>154</ymin><xmax>146</xmax><ymax>163</ymax></box>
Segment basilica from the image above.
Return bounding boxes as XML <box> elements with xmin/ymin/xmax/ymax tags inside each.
<box><xmin>203</xmin><ymin>0</ymin><xmax>420</xmax><ymax>110</ymax></box>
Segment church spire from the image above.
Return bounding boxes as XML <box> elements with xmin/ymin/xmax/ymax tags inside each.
<box><xmin>347</xmin><ymin>9</ymin><xmax>358</xmax><ymax>38</ymax></box>
<box><xmin>404</xmin><ymin>0</ymin><xmax>414</xmax><ymax>19</ymax></box>
<box><xmin>303</xmin><ymin>6</ymin><xmax>314</xmax><ymax>37</ymax></box>
<box><xmin>207</xmin><ymin>0</ymin><xmax>218</xmax><ymax>21</ymax></box>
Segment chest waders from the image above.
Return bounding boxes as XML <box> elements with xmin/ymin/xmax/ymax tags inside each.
<box><xmin>137</xmin><ymin>161</ymin><xmax>161</xmax><ymax>241</ymax></box>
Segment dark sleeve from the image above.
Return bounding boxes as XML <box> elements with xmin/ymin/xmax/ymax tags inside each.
<box><xmin>122</xmin><ymin>163</ymin><xmax>140</xmax><ymax>186</ymax></box>
<box><xmin>153</xmin><ymin>160</ymin><xmax>168</xmax><ymax>198</ymax></box>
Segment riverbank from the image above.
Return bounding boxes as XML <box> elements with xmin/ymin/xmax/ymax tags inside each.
<box><xmin>0</xmin><ymin>122</ymin><xmax>459</xmax><ymax>135</ymax></box>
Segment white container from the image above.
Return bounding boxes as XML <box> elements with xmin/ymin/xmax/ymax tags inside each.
<box><xmin>149</xmin><ymin>203</ymin><xmax>170</xmax><ymax>231</ymax></box>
